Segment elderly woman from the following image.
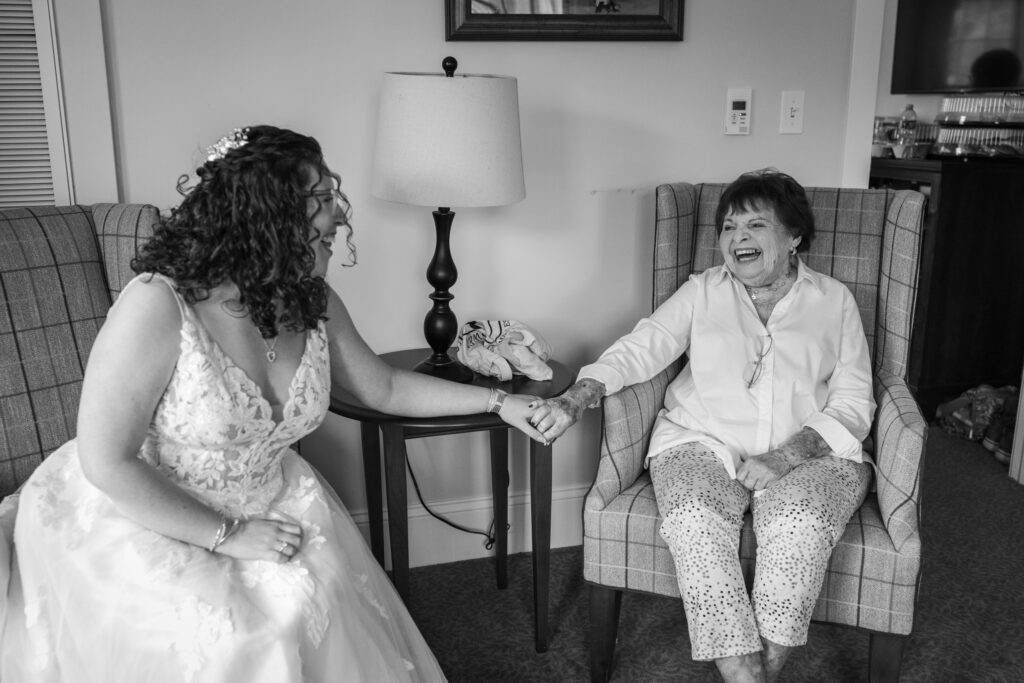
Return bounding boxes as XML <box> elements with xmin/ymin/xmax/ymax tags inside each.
<box><xmin>532</xmin><ymin>170</ymin><xmax>874</xmax><ymax>683</ymax></box>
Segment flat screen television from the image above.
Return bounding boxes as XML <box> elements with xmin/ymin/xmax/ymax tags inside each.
<box><xmin>892</xmin><ymin>0</ymin><xmax>1024</xmax><ymax>94</ymax></box>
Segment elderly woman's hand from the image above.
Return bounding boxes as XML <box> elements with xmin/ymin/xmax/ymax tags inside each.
<box><xmin>524</xmin><ymin>378</ymin><xmax>607</xmax><ymax>445</ymax></box>
<box><xmin>735</xmin><ymin>452</ymin><xmax>793</xmax><ymax>491</ymax></box>
<box><xmin>736</xmin><ymin>427</ymin><xmax>831</xmax><ymax>490</ymax></box>
<box><xmin>528</xmin><ymin>395</ymin><xmax>584</xmax><ymax>444</ymax></box>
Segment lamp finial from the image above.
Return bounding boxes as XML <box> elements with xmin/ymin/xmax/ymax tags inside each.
<box><xmin>442</xmin><ymin>56</ymin><xmax>457</xmax><ymax>77</ymax></box>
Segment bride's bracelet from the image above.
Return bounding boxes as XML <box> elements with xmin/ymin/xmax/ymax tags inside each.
<box><xmin>486</xmin><ymin>388</ymin><xmax>508</xmax><ymax>414</ymax></box>
<box><xmin>208</xmin><ymin>517</ymin><xmax>240</xmax><ymax>552</ymax></box>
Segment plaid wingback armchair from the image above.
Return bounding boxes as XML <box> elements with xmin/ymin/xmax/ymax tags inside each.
<box><xmin>0</xmin><ymin>204</ymin><xmax>158</xmax><ymax>499</ymax></box>
<box><xmin>584</xmin><ymin>184</ymin><xmax>929</xmax><ymax>683</ymax></box>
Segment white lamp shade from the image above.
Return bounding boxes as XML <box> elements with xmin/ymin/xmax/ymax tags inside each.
<box><xmin>371</xmin><ymin>71</ymin><xmax>526</xmax><ymax>208</ymax></box>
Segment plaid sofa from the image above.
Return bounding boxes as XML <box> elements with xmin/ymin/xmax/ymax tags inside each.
<box><xmin>583</xmin><ymin>184</ymin><xmax>929</xmax><ymax>682</ymax></box>
<box><xmin>0</xmin><ymin>204</ymin><xmax>158</xmax><ymax>498</ymax></box>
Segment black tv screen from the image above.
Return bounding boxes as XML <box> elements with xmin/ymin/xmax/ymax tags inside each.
<box><xmin>892</xmin><ymin>0</ymin><xmax>1024</xmax><ymax>94</ymax></box>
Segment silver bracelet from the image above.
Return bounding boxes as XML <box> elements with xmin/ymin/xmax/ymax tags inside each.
<box><xmin>208</xmin><ymin>518</ymin><xmax>227</xmax><ymax>552</ymax></box>
<box><xmin>208</xmin><ymin>517</ymin><xmax>239</xmax><ymax>552</ymax></box>
<box><xmin>486</xmin><ymin>388</ymin><xmax>508</xmax><ymax>414</ymax></box>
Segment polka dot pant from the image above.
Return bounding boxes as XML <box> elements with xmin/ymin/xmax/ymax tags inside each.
<box><xmin>649</xmin><ymin>443</ymin><xmax>871</xmax><ymax>661</ymax></box>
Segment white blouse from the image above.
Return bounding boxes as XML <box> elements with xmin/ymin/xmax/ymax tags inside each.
<box><xmin>579</xmin><ymin>260</ymin><xmax>875</xmax><ymax>477</ymax></box>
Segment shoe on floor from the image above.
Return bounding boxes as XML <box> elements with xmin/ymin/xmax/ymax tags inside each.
<box><xmin>983</xmin><ymin>414</ymin><xmax>1007</xmax><ymax>453</ymax></box>
<box><xmin>993</xmin><ymin>429</ymin><xmax>1013</xmax><ymax>464</ymax></box>
<box><xmin>990</xmin><ymin>417</ymin><xmax>1014</xmax><ymax>465</ymax></box>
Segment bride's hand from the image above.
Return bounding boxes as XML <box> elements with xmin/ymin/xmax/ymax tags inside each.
<box><xmin>216</xmin><ymin>511</ymin><xmax>303</xmax><ymax>563</ymax></box>
<box><xmin>497</xmin><ymin>393</ymin><xmax>548</xmax><ymax>444</ymax></box>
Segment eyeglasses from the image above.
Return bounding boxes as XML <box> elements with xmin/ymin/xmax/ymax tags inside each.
<box><xmin>745</xmin><ymin>334</ymin><xmax>774</xmax><ymax>389</ymax></box>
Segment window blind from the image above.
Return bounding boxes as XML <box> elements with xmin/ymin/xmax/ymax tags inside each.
<box><xmin>0</xmin><ymin>0</ymin><xmax>54</xmax><ymax>207</ymax></box>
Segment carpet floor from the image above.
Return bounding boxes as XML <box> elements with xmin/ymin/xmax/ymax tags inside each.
<box><xmin>407</xmin><ymin>427</ymin><xmax>1024</xmax><ymax>682</ymax></box>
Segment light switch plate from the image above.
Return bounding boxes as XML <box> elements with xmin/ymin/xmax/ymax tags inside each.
<box><xmin>780</xmin><ymin>90</ymin><xmax>805</xmax><ymax>134</ymax></box>
<box><xmin>725</xmin><ymin>88</ymin><xmax>752</xmax><ymax>135</ymax></box>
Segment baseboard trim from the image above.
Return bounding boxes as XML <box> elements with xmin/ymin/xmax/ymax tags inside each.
<box><xmin>348</xmin><ymin>484</ymin><xmax>589</xmax><ymax>568</ymax></box>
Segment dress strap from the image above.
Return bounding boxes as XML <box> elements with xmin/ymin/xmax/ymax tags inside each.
<box><xmin>115</xmin><ymin>272</ymin><xmax>190</xmax><ymax>322</ymax></box>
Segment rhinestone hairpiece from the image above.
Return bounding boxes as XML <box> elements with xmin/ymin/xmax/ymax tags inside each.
<box><xmin>205</xmin><ymin>127</ymin><xmax>250</xmax><ymax>162</ymax></box>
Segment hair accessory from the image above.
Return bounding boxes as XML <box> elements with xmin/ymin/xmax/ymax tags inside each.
<box><xmin>206</xmin><ymin>127</ymin><xmax>250</xmax><ymax>162</ymax></box>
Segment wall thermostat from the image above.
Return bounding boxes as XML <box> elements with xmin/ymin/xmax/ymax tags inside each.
<box><xmin>725</xmin><ymin>88</ymin><xmax>752</xmax><ymax>135</ymax></box>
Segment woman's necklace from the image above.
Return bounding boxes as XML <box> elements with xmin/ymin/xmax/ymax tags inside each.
<box><xmin>261</xmin><ymin>336</ymin><xmax>279</xmax><ymax>363</ymax></box>
<box><xmin>744</xmin><ymin>268</ymin><xmax>794</xmax><ymax>304</ymax></box>
<box><xmin>218</xmin><ymin>296</ymin><xmax>281</xmax><ymax>363</ymax></box>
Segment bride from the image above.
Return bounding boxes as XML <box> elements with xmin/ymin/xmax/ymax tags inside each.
<box><xmin>0</xmin><ymin>125</ymin><xmax>545</xmax><ymax>682</ymax></box>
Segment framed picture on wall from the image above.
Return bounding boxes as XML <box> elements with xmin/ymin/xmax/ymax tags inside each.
<box><xmin>445</xmin><ymin>1</ymin><xmax>684</xmax><ymax>41</ymax></box>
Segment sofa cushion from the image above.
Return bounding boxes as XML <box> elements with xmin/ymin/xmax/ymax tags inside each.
<box><xmin>0</xmin><ymin>206</ymin><xmax>112</xmax><ymax>496</ymax></box>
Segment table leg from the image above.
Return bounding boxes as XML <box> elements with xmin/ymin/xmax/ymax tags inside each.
<box><xmin>489</xmin><ymin>428</ymin><xmax>510</xmax><ymax>589</ymax></box>
<box><xmin>530</xmin><ymin>439</ymin><xmax>553</xmax><ymax>653</ymax></box>
<box><xmin>382</xmin><ymin>423</ymin><xmax>410</xmax><ymax>603</ymax></box>
<box><xmin>360</xmin><ymin>422</ymin><xmax>385</xmax><ymax>567</ymax></box>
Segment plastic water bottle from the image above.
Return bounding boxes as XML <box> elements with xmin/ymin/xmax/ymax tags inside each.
<box><xmin>897</xmin><ymin>104</ymin><xmax>917</xmax><ymax>146</ymax></box>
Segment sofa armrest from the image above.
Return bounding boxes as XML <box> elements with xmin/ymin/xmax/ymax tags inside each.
<box><xmin>872</xmin><ymin>369</ymin><xmax>927</xmax><ymax>555</ymax></box>
<box><xmin>91</xmin><ymin>203</ymin><xmax>160</xmax><ymax>300</ymax></box>
<box><xmin>587</xmin><ymin>358</ymin><xmax>683</xmax><ymax>511</ymax></box>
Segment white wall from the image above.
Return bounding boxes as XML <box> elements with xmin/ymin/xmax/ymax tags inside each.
<box><xmin>83</xmin><ymin>0</ymin><xmax>871</xmax><ymax>566</ymax></box>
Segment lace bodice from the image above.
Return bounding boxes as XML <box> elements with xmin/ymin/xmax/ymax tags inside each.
<box><xmin>137</xmin><ymin>275</ymin><xmax>330</xmax><ymax>517</ymax></box>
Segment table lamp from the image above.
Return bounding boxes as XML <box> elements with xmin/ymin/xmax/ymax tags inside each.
<box><xmin>371</xmin><ymin>57</ymin><xmax>525</xmax><ymax>382</ymax></box>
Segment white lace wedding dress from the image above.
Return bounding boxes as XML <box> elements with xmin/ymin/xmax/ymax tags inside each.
<box><xmin>0</xmin><ymin>274</ymin><xmax>446</xmax><ymax>682</ymax></box>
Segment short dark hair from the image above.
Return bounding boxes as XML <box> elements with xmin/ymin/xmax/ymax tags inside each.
<box><xmin>133</xmin><ymin>125</ymin><xmax>354</xmax><ymax>337</ymax></box>
<box><xmin>714</xmin><ymin>168</ymin><xmax>814</xmax><ymax>252</ymax></box>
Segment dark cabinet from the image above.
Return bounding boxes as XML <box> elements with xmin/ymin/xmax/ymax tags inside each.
<box><xmin>869</xmin><ymin>158</ymin><xmax>1024</xmax><ymax>418</ymax></box>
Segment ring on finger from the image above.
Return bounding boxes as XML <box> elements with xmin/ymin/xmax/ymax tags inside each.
<box><xmin>277</xmin><ymin>541</ymin><xmax>288</xmax><ymax>554</ymax></box>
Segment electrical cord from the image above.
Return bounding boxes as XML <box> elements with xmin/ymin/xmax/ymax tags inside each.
<box><xmin>406</xmin><ymin>455</ymin><xmax>507</xmax><ymax>550</ymax></box>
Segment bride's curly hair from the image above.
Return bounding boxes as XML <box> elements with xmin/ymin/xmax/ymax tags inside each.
<box><xmin>132</xmin><ymin>125</ymin><xmax>355</xmax><ymax>338</ymax></box>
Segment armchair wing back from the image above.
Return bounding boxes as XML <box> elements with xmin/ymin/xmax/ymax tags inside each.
<box><xmin>0</xmin><ymin>204</ymin><xmax>158</xmax><ymax>498</ymax></box>
<box><xmin>653</xmin><ymin>184</ymin><xmax>923</xmax><ymax>377</ymax></box>
<box><xmin>584</xmin><ymin>184</ymin><xmax>929</xmax><ymax>683</ymax></box>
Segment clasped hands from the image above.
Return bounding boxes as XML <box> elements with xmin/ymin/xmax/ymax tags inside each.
<box><xmin>735</xmin><ymin>451</ymin><xmax>793</xmax><ymax>491</ymax></box>
<box><xmin>485</xmin><ymin>392</ymin><xmax>581</xmax><ymax>446</ymax></box>
<box><xmin>215</xmin><ymin>509</ymin><xmax>304</xmax><ymax>563</ymax></box>
<box><xmin>520</xmin><ymin>395</ymin><xmax>583</xmax><ymax>445</ymax></box>
<box><xmin>507</xmin><ymin>377</ymin><xmax>604</xmax><ymax>445</ymax></box>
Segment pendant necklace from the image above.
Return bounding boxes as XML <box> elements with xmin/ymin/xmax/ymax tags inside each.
<box><xmin>746</xmin><ymin>268</ymin><xmax>793</xmax><ymax>303</ymax></box>
<box><xmin>261</xmin><ymin>336</ymin><xmax>279</xmax><ymax>363</ymax></box>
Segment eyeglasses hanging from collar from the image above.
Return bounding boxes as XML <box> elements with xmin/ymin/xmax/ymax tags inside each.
<box><xmin>745</xmin><ymin>334</ymin><xmax>774</xmax><ymax>389</ymax></box>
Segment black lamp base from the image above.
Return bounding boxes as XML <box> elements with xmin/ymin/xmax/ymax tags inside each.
<box><xmin>414</xmin><ymin>354</ymin><xmax>475</xmax><ymax>383</ymax></box>
<box><xmin>416</xmin><ymin>206</ymin><xmax>476</xmax><ymax>384</ymax></box>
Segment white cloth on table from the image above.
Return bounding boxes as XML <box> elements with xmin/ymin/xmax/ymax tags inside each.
<box><xmin>456</xmin><ymin>319</ymin><xmax>553</xmax><ymax>382</ymax></box>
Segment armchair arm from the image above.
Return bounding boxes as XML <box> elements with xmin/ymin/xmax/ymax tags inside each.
<box><xmin>587</xmin><ymin>358</ymin><xmax>684</xmax><ymax>511</ymax></box>
<box><xmin>875</xmin><ymin>189</ymin><xmax>926</xmax><ymax>379</ymax></box>
<box><xmin>872</xmin><ymin>369</ymin><xmax>928</xmax><ymax>555</ymax></box>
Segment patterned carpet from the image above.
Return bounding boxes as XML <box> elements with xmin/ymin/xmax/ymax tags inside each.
<box><xmin>408</xmin><ymin>427</ymin><xmax>1024</xmax><ymax>682</ymax></box>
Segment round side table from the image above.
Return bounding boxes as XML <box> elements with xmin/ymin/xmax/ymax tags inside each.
<box><xmin>329</xmin><ymin>348</ymin><xmax>573</xmax><ymax>652</ymax></box>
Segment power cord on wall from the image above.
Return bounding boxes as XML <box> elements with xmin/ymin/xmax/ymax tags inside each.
<box><xmin>406</xmin><ymin>455</ymin><xmax>507</xmax><ymax>550</ymax></box>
